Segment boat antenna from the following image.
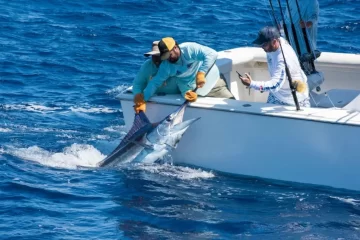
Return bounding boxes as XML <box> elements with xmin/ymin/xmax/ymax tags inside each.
<box><xmin>269</xmin><ymin>0</ymin><xmax>301</xmax><ymax>110</ymax></box>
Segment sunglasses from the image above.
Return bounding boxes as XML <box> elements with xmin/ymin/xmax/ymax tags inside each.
<box><xmin>261</xmin><ymin>41</ymin><xmax>271</xmax><ymax>48</ymax></box>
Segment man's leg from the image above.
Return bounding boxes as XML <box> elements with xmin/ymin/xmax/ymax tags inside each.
<box><xmin>205</xmin><ymin>74</ymin><xmax>235</xmax><ymax>99</ymax></box>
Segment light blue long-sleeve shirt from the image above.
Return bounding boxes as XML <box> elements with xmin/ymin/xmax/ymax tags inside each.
<box><xmin>132</xmin><ymin>59</ymin><xmax>180</xmax><ymax>96</ymax></box>
<box><xmin>142</xmin><ymin>42</ymin><xmax>220</xmax><ymax>101</ymax></box>
<box><xmin>283</xmin><ymin>0</ymin><xmax>319</xmax><ymax>56</ymax></box>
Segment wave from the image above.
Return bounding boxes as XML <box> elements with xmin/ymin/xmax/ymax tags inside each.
<box><xmin>131</xmin><ymin>163</ymin><xmax>215</xmax><ymax>180</ymax></box>
<box><xmin>329</xmin><ymin>196</ymin><xmax>360</xmax><ymax>206</ymax></box>
<box><xmin>103</xmin><ymin>125</ymin><xmax>127</xmax><ymax>133</ymax></box>
<box><xmin>106</xmin><ymin>84</ymin><xmax>131</xmax><ymax>96</ymax></box>
<box><xmin>2</xmin><ymin>143</ymin><xmax>214</xmax><ymax>181</ymax></box>
<box><xmin>69</xmin><ymin>106</ymin><xmax>119</xmax><ymax>113</ymax></box>
<box><xmin>4</xmin><ymin>144</ymin><xmax>105</xmax><ymax>169</ymax></box>
<box><xmin>0</xmin><ymin>79</ymin><xmax>25</xmax><ymax>86</ymax></box>
<box><xmin>0</xmin><ymin>103</ymin><xmax>119</xmax><ymax>114</ymax></box>
<box><xmin>1</xmin><ymin>103</ymin><xmax>62</xmax><ymax>112</ymax></box>
<box><xmin>0</xmin><ymin>124</ymin><xmax>78</xmax><ymax>134</ymax></box>
<box><xmin>0</xmin><ymin>128</ymin><xmax>12</xmax><ymax>132</ymax></box>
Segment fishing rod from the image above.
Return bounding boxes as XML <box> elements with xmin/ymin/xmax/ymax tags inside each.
<box><xmin>269</xmin><ymin>0</ymin><xmax>301</xmax><ymax>111</ymax></box>
<box><xmin>293</xmin><ymin>0</ymin><xmax>317</xmax><ymax>72</ymax></box>
<box><xmin>281</xmin><ymin>0</ymin><xmax>301</xmax><ymax>58</ymax></box>
<box><xmin>294</xmin><ymin>0</ymin><xmax>312</xmax><ymax>54</ymax></box>
<box><xmin>274</xmin><ymin>0</ymin><xmax>290</xmax><ymax>42</ymax></box>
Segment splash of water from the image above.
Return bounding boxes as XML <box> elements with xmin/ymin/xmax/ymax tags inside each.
<box><xmin>5</xmin><ymin>144</ymin><xmax>105</xmax><ymax>169</ymax></box>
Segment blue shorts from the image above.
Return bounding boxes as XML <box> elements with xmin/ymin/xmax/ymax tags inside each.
<box><xmin>267</xmin><ymin>93</ymin><xmax>310</xmax><ymax>108</ymax></box>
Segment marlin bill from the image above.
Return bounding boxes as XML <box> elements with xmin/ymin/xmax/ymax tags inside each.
<box><xmin>98</xmin><ymin>102</ymin><xmax>200</xmax><ymax>167</ymax></box>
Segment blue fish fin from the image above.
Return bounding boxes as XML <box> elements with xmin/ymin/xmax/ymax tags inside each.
<box><xmin>114</xmin><ymin>112</ymin><xmax>153</xmax><ymax>150</ymax></box>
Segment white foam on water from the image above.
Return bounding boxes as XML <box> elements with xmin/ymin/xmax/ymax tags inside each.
<box><xmin>132</xmin><ymin>163</ymin><xmax>215</xmax><ymax>180</ymax></box>
<box><xmin>88</xmin><ymin>134</ymin><xmax>111</xmax><ymax>141</ymax></box>
<box><xmin>329</xmin><ymin>196</ymin><xmax>360</xmax><ymax>206</ymax></box>
<box><xmin>55</xmin><ymin>133</ymin><xmax>74</xmax><ymax>139</ymax></box>
<box><xmin>2</xmin><ymin>103</ymin><xmax>62</xmax><ymax>112</ymax></box>
<box><xmin>103</xmin><ymin>125</ymin><xmax>127</xmax><ymax>134</ymax></box>
<box><xmin>69</xmin><ymin>106</ymin><xmax>118</xmax><ymax>113</ymax></box>
<box><xmin>0</xmin><ymin>128</ymin><xmax>12</xmax><ymax>132</ymax></box>
<box><xmin>8</xmin><ymin>124</ymin><xmax>78</xmax><ymax>133</ymax></box>
<box><xmin>94</xmin><ymin>135</ymin><xmax>110</xmax><ymax>140</ymax></box>
<box><xmin>106</xmin><ymin>84</ymin><xmax>131</xmax><ymax>96</ymax></box>
<box><xmin>6</xmin><ymin>144</ymin><xmax>106</xmax><ymax>169</ymax></box>
<box><xmin>2</xmin><ymin>103</ymin><xmax>119</xmax><ymax>114</ymax></box>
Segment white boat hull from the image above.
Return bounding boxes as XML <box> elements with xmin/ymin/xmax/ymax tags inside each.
<box><xmin>118</xmin><ymin>47</ymin><xmax>360</xmax><ymax>191</ymax></box>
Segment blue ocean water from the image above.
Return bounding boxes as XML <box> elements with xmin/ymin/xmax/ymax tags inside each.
<box><xmin>1</xmin><ymin>0</ymin><xmax>360</xmax><ymax>239</ymax></box>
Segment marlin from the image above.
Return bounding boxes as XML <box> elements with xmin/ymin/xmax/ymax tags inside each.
<box><xmin>98</xmin><ymin>102</ymin><xmax>200</xmax><ymax>167</ymax></box>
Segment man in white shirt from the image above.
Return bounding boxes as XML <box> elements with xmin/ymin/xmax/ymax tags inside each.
<box><xmin>239</xmin><ymin>26</ymin><xmax>310</xmax><ymax>107</ymax></box>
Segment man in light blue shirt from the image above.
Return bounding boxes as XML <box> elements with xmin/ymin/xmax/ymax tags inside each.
<box><xmin>132</xmin><ymin>41</ymin><xmax>180</xmax><ymax>113</ymax></box>
<box><xmin>284</xmin><ymin>0</ymin><xmax>319</xmax><ymax>58</ymax></box>
<box><xmin>133</xmin><ymin>37</ymin><xmax>234</xmax><ymax>112</ymax></box>
<box><xmin>282</xmin><ymin>0</ymin><xmax>324</xmax><ymax>90</ymax></box>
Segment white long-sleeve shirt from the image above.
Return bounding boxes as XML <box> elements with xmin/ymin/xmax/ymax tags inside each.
<box><xmin>250</xmin><ymin>37</ymin><xmax>309</xmax><ymax>105</ymax></box>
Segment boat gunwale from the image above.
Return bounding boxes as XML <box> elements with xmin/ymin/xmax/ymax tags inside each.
<box><xmin>117</xmin><ymin>92</ymin><xmax>360</xmax><ymax>127</ymax></box>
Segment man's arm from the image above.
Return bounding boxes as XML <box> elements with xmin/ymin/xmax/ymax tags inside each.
<box><xmin>132</xmin><ymin>61</ymin><xmax>151</xmax><ymax>95</ymax></box>
<box><xmin>187</xmin><ymin>42</ymin><xmax>218</xmax><ymax>74</ymax></box>
<box><xmin>176</xmin><ymin>77</ymin><xmax>193</xmax><ymax>97</ymax></box>
<box><xmin>142</xmin><ymin>62</ymin><xmax>171</xmax><ymax>101</ymax></box>
<box><xmin>249</xmin><ymin>59</ymin><xmax>286</xmax><ymax>92</ymax></box>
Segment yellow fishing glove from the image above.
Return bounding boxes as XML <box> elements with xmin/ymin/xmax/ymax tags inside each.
<box><xmin>292</xmin><ymin>80</ymin><xmax>307</xmax><ymax>93</ymax></box>
<box><xmin>133</xmin><ymin>93</ymin><xmax>146</xmax><ymax>113</ymax></box>
<box><xmin>196</xmin><ymin>71</ymin><xmax>206</xmax><ymax>88</ymax></box>
<box><xmin>184</xmin><ymin>90</ymin><xmax>198</xmax><ymax>102</ymax></box>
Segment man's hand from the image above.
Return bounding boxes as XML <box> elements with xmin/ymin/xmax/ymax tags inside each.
<box><xmin>196</xmin><ymin>72</ymin><xmax>206</xmax><ymax>88</ymax></box>
<box><xmin>184</xmin><ymin>90</ymin><xmax>198</xmax><ymax>102</ymax></box>
<box><xmin>239</xmin><ymin>73</ymin><xmax>252</xmax><ymax>87</ymax></box>
<box><xmin>133</xmin><ymin>93</ymin><xmax>146</xmax><ymax>113</ymax></box>
<box><xmin>300</xmin><ymin>21</ymin><xmax>313</xmax><ymax>28</ymax></box>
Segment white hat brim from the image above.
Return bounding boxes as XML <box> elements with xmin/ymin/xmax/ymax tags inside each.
<box><xmin>144</xmin><ymin>50</ymin><xmax>160</xmax><ymax>57</ymax></box>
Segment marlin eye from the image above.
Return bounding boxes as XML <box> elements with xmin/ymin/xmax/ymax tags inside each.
<box><xmin>166</xmin><ymin>117</ymin><xmax>171</xmax><ymax>122</ymax></box>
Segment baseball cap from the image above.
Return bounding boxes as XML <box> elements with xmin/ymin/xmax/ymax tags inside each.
<box><xmin>252</xmin><ymin>26</ymin><xmax>280</xmax><ymax>46</ymax></box>
<box><xmin>158</xmin><ymin>37</ymin><xmax>176</xmax><ymax>60</ymax></box>
<box><xmin>144</xmin><ymin>41</ymin><xmax>160</xmax><ymax>57</ymax></box>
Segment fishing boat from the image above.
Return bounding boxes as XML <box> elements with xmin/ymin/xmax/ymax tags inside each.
<box><xmin>116</xmin><ymin>0</ymin><xmax>360</xmax><ymax>191</ymax></box>
<box><xmin>117</xmin><ymin>46</ymin><xmax>360</xmax><ymax>191</ymax></box>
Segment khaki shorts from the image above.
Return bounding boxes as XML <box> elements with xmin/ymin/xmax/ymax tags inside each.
<box><xmin>205</xmin><ymin>74</ymin><xmax>235</xmax><ymax>99</ymax></box>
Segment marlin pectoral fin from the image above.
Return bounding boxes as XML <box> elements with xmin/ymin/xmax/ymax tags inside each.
<box><xmin>126</xmin><ymin>139</ymin><xmax>154</xmax><ymax>150</ymax></box>
<box><xmin>165</xmin><ymin>143</ymin><xmax>176</xmax><ymax>150</ymax></box>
